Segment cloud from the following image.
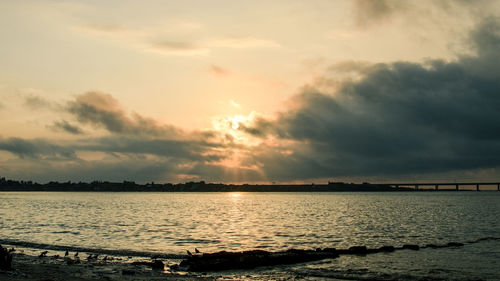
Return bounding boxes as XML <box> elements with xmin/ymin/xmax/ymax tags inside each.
<box><xmin>353</xmin><ymin>0</ymin><xmax>408</xmax><ymax>27</ymax></box>
<box><xmin>0</xmin><ymin>89</ymin><xmax>232</xmax><ymax>181</ymax></box>
<box><xmin>146</xmin><ymin>40</ymin><xmax>210</xmax><ymax>56</ymax></box>
<box><xmin>77</xmin><ymin>22</ymin><xmax>279</xmax><ymax>56</ymax></box>
<box><xmin>184</xmin><ymin>161</ymin><xmax>265</xmax><ymax>183</ymax></box>
<box><xmin>0</xmin><ymin>157</ymin><xmax>180</xmax><ymax>183</ymax></box>
<box><xmin>240</xmin><ymin>18</ymin><xmax>500</xmax><ymax>180</ymax></box>
<box><xmin>206</xmin><ymin>37</ymin><xmax>280</xmax><ymax>48</ymax></box>
<box><xmin>0</xmin><ymin>134</ymin><xmax>229</xmax><ymax>182</ymax></box>
<box><xmin>352</xmin><ymin>0</ymin><xmax>497</xmax><ymax>28</ymax></box>
<box><xmin>151</xmin><ymin>41</ymin><xmax>200</xmax><ymax>51</ymax></box>
<box><xmin>75</xmin><ymin>136</ymin><xmax>223</xmax><ymax>162</ymax></box>
<box><xmin>24</xmin><ymin>94</ymin><xmax>55</xmax><ymax>110</ymax></box>
<box><xmin>145</xmin><ymin>37</ymin><xmax>280</xmax><ymax>56</ymax></box>
<box><xmin>230</xmin><ymin>100</ymin><xmax>241</xmax><ymax>109</ymax></box>
<box><xmin>0</xmin><ymin>137</ymin><xmax>76</xmax><ymax>160</ymax></box>
<box><xmin>77</xmin><ymin>23</ymin><xmax>148</xmax><ymax>39</ymax></box>
<box><xmin>209</xmin><ymin>64</ymin><xmax>230</xmax><ymax>76</ymax></box>
<box><xmin>67</xmin><ymin>91</ymin><xmax>179</xmax><ymax>136</ymax></box>
<box><xmin>467</xmin><ymin>17</ymin><xmax>500</xmax><ymax>59</ymax></box>
<box><xmin>49</xmin><ymin>120</ymin><xmax>84</xmax><ymax>135</ymax></box>
<box><xmin>54</xmin><ymin>159</ymin><xmax>179</xmax><ymax>183</ymax></box>
<box><xmin>77</xmin><ymin>23</ymin><xmax>209</xmax><ymax>56</ymax></box>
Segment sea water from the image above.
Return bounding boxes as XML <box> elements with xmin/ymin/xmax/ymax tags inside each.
<box><xmin>1</xmin><ymin>192</ymin><xmax>499</xmax><ymax>280</ymax></box>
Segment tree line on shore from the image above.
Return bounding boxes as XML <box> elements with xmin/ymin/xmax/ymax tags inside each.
<box><xmin>0</xmin><ymin>177</ymin><xmax>411</xmax><ymax>192</ymax></box>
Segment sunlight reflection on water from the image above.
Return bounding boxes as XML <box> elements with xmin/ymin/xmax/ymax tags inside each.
<box><xmin>1</xmin><ymin>192</ymin><xmax>499</xmax><ymax>256</ymax></box>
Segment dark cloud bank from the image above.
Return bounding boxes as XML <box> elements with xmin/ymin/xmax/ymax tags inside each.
<box><xmin>2</xmin><ymin>19</ymin><xmax>500</xmax><ymax>183</ymax></box>
<box><xmin>67</xmin><ymin>91</ymin><xmax>180</xmax><ymax>136</ymax></box>
<box><xmin>0</xmin><ymin>138</ymin><xmax>76</xmax><ymax>160</ymax></box>
<box><xmin>241</xmin><ymin>18</ymin><xmax>500</xmax><ymax>181</ymax></box>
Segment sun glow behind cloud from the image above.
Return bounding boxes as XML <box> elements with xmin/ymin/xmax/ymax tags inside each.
<box><xmin>207</xmin><ymin>111</ymin><xmax>271</xmax><ymax>181</ymax></box>
<box><xmin>211</xmin><ymin>112</ymin><xmax>263</xmax><ymax>145</ymax></box>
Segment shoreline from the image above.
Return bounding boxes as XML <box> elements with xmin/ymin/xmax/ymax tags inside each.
<box><xmin>0</xmin><ymin>239</ymin><xmax>186</xmax><ymax>260</ymax></box>
<box><xmin>2</xmin><ymin>237</ymin><xmax>500</xmax><ymax>280</ymax></box>
<box><xmin>1</xmin><ymin>251</ymin><xmax>212</xmax><ymax>281</ymax></box>
<box><xmin>3</xmin><ymin>237</ymin><xmax>499</xmax><ymax>280</ymax></box>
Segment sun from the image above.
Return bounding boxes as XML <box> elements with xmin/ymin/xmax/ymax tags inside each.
<box><xmin>212</xmin><ymin>113</ymin><xmax>257</xmax><ymax>143</ymax></box>
<box><xmin>228</xmin><ymin>116</ymin><xmax>244</xmax><ymax>130</ymax></box>
<box><xmin>230</xmin><ymin>119</ymin><xmax>239</xmax><ymax>130</ymax></box>
<box><xmin>209</xmin><ymin>112</ymin><xmax>267</xmax><ymax>177</ymax></box>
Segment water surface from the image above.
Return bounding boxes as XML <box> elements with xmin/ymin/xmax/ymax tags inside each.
<box><xmin>1</xmin><ymin>192</ymin><xmax>499</xmax><ymax>280</ymax></box>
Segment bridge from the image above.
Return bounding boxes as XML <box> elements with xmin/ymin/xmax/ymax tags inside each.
<box><xmin>381</xmin><ymin>182</ymin><xmax>500</xmax><ymax>191</ymax></box>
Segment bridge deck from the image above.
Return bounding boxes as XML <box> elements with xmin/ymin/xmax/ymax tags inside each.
<box><xmin>383</xmin><ymin>182</ymin><xmax>500</xmax><ymax>186</ymax></box>
<box><xmin>379</xmin><ymin>182</ymin><xmax>500</xmax><ymax>191</ymax></box>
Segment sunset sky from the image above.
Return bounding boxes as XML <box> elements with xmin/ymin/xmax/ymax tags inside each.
<box><xmin>1</xmin><ymin>0</ymin><xmax>500</xmax><ymax>183</ymax></box>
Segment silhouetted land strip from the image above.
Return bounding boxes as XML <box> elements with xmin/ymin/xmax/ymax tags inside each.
<box><xmin>1</xmin><ymin>177</ymin><xmax>499</xmax><ymax>192</ymax></box>
<box><xmin>0</xmin><ymin>177</ymin><xmax>412</xmax><ymax>192</ymax></box>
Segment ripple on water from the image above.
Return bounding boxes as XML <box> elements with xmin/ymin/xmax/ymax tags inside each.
<box><xmin>0</xmin><ymin>192</ymin><xmax>499</xmax><ymax>255</ymax></box>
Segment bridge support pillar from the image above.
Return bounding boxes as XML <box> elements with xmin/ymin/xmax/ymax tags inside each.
<box><xmin>476</xmin><ymin>184</ymin><xmax>480</xmax><ymax>191</ymax></box>
<box><xmin>435</xmin><ymin>184</ymin><xmax>438</xmax><ymax>191</ymax></box>
<box><xmin>456</xmin><ymin>184</ymin><xmax>459</xmax><ymax>191</ymax></box>
<box><xmin>415</xmin><ymin>184</ymin><xmax>419</xmax><ymax>191</ymax></box>
<box><xmin>498</xmin><ymin>184</ymin><xmax>500</xmax><ymax>191</ymax></box>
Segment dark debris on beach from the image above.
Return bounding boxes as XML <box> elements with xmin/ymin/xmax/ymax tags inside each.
<box><xmin>0</xmin><ymin>245</ymin><xmax>13</xmax><ymax>271</ymax></box>
<box><xmin>1</xmin><ymin>237</ymin><xmax>499</xmax><ymax>280</ymax></box>
<box><xmin>177</xmin><ymin>237</ymin><xmax>500</xmax><ymax>272</ymax></box>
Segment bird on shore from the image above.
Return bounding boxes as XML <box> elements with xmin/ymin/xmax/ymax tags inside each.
<box><xmin>195</xmin><ymin>248</ymin><xmax>200</xmax><ymax>254</ymax></box>
<box><xmin>87</xmin><ymin>254</ymin><xmax>98</xmax><ymax>260</ymax></box>
<box><xmin>39</xmin><ymin>251</ymin><xmax>48</xmax><ymax>258</ymax></box>
<box><xmin>64</xmin><ymin>250</ymin><xmax>69</xmax><ymax>257</ymax></box>
<box><xmin>74</xmin><ymin>252</ymin><xmax>79</xmax><ymax>258</ymax></box>
<box><xmin>186</xmin><ymin>250</ymin><xmax>193</xmax><ymax>256</ymax></box>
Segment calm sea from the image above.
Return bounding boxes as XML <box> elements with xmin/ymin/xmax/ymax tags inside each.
<box><xmin>1</xmin><ymin>192</ymin><xmax>499</xmax><ymax>280</ymax></box>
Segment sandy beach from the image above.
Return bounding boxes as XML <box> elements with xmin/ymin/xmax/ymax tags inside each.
<box><xmin>0</xmin><ymin>251</ymin><xmax>216</xmax><ymax>281</ymax></box>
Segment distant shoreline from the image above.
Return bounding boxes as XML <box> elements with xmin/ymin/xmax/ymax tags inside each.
<box><xmin>2</xmin><ymin>177</ymin><xmax>498</xmax><ymax>192</ymax></box>
<box><xmin>0</xmin><ymin>183</ymin><xmax>414</xmax><ymax>192</ymax></box>
<box><xmin>0</xmin><ymin>177</ymin><xmax>413</xmax><ymax>192</ymax></box>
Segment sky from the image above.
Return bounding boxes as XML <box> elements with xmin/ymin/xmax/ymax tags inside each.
<box><xmin>1</xmin><ymin>0</ymin><xmax>500</xmax><ymax>184</ymax></box>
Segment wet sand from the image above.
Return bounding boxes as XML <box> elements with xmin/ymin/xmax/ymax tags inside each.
<box><xmin>0</xmin><ymin>252</ymin><xmax>215</xmax><ymax>281</ymax></box>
